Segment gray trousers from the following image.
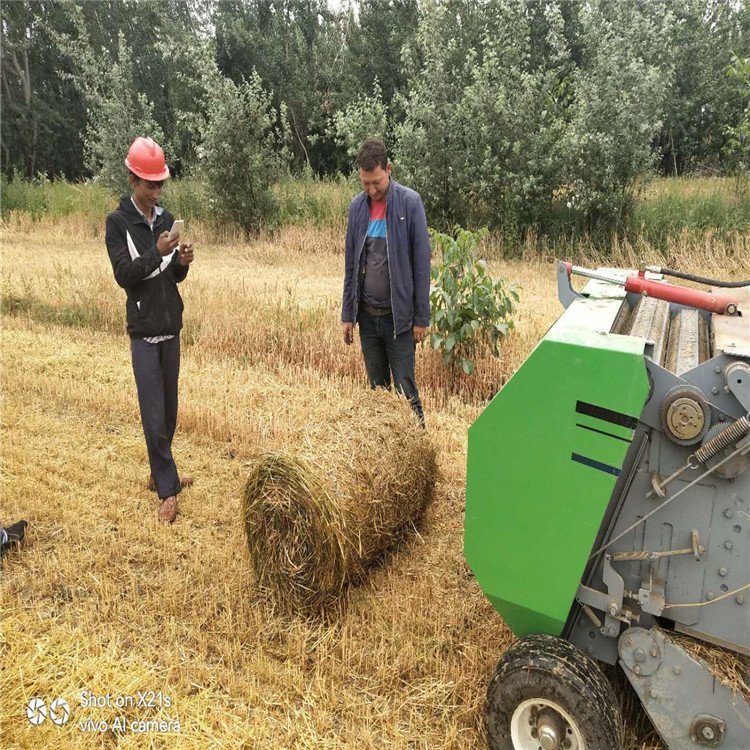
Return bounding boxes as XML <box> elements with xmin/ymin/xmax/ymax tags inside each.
<box><xmin>130</xmin><ymin>336</ymin><xmax>181</xmax><ymax>499</ymax></box>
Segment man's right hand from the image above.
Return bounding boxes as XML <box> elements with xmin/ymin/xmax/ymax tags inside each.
<box><xmin>342</xmin><ymin>322</ymin><xmax>354</xmax><ymax>345</ymax></box>
<box><xmin>156</xmin><ymin>231</ymin><xmax>179</xmax><ymax>256</ymax></box>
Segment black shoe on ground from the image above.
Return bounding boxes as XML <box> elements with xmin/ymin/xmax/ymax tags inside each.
<box><xmin>1</xmin><ymin>520</ymin><xmax>28</xmax><ymax>556</ymax></box>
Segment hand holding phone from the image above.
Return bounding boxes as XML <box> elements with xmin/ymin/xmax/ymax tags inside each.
<box><xmin>178</xmin><ymin>243</ymin><xmax>194</xmax><ymax>266</ymax></box>
<box><xmin>168</xmin><ymin>220</ymin><xmax>184</xmax><ymax>242</ymax></box>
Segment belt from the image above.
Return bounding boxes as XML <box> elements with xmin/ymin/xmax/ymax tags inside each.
<box><xmin>361</xmin><ymin>304</ymin><xmax>392</xmax><ymax>317</ymax></box>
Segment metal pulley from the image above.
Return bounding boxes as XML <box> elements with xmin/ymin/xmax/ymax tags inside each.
<box><xmin>660</xmin><ymin>386</ymin><xmax>711</xmax><ymax>446</ymax></box>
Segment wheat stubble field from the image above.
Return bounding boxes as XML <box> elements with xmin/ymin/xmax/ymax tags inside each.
<box><xmin>1</xmin><ymin>213</ymin><xmax>748</xmax><ymax>749</ymax></box>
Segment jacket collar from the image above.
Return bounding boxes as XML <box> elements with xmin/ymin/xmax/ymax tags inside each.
<box><xmin>118</xmin><ymin>195</ymin><xmax>164</xmax><ymax>227</ymax></box>
<box><xmin>360</xmin><ymin>180</ymin><xmax>399</xmax><ymax>214</ymax></box>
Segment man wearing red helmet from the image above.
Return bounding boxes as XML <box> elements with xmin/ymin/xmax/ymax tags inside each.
<box><xmin>105</xmin><ymin>137</ymin><xmax>195</xmax><ymax>524</ymax></box>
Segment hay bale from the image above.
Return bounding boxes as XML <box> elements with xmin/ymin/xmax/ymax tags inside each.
<box><xmin>242</xmin><ymin>389</ymin><xmax>437</xmax><ymax>613</ymax></box>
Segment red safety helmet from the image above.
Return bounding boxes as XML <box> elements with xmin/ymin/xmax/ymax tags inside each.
<box><xmin>124</xmin><ymin>137</ymin><xmax>170</xmax><ymax>181</ymax></box>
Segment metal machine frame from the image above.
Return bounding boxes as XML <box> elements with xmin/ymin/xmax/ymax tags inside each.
<box><xmin>466</xmin><ymin>263</ymin><xmax>750</xmax><ymax>750</ymax></box>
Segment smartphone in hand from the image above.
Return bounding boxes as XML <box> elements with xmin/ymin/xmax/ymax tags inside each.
<box><xmin>167</xmin><ymin>220</ymin><xmax>184</xmax><ymax>242</ymax></box>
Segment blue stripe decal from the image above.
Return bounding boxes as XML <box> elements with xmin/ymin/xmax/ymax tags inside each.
<box><xmin>571</xmin><ymin>452</ymin><xmax>621</xmax><ymax>477</ymax></box>
<box><xmin>367</xmin><ymin>219</ymin><xmax>386</xmax><ymax>238</ymax></box>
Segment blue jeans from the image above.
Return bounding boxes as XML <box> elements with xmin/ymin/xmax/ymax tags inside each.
<box><xmin>358</xmin><ymin>309</ymin><xmax>425</xmax><ymax>425</ymax></box>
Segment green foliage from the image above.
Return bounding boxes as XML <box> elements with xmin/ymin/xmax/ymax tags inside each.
<box><xmin>1</xmin><ymin>292</ymin><xmax>105</xmax><ymax>330</ymax></box>
<box><xmin>658</xmin><ymin>1</ymin><xmax>750</xmax><ymax>176</ymax></box>
<box><xmin>630</xmin><ymin>178</ymin><xmax>750</xmax><ymax>245</ymax></box>
<box><xmin>273</xmin><ymin>178</ymin><xmax>356</xmax><ymax>227</ymax></box>
<box><xmin>563</xmin><ymin>1</ymin><xmax>674</xmax><ymax>229</ymax></box>
<box><xmin>724</xmin><ymin>53</ymin><xmax>750</xmax><ymax>174</ymax></box>
<box><xmin>1</xmin><ymin>0</ymin><xmax>86</xmax><ymax>178</ymax></box>
<box><xmin>199</xmin><ymin>70</ymin><xmax>289</xmax><ymax>232</ymax></box>
<box><xmin>212</xmin><ymin>0</ymin><xmax>352</xmax><ymax>174</ymax></box>
<box><xmin>3</xmin><ymin>0</ymin><xmax>750</xmax><ymax>241</ymax></box>
<box><xmin>84</xmin><ymin>41</ymin><xmax>165</xmax><ymax>195</ymax></box>
<box><xmin>345</xmin><ymin>0</ymin><xmax>419</xmax><ymax>108</ymax></box>
<box><xmin>429</xmin><ymin>228</ymin><xmax>518</xmax><ymax>374</ymax></box>
<box><xmin>1</xmin><ymin>172</ymin><xmax>50</xmax><ymax>219</ymax></box>
<box><xmin>396</xmin><ymin>0</ymin><xmax>674</xmax><ymax>233</ymax></box>
<box><xmin>160</xmin><ymin>179</ymin><xmax>211</xmax><ymax>224</ymax></box>
<box><xmin>0</xmin><ymin>172</ymin><xmax>112</xmax><ymax>220</ymax></box>
<box><xmin>326</xmin><ymin>81</ymin><xmax>388</xmax><ymax>170</ymax></box>
<box><xmin>393</xmin><ymin>0</ymin><xmax>486</xmax><ymax>226</ymax></box>
<box><xmin>57</xmin><ymin>15</ymin><xmax>166</xmax><ymax>195</ymax></box>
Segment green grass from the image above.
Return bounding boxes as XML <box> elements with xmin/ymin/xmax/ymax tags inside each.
<box><xmin>2</xmin><ymin>172</ymin><xmax>748</xmax><ymax>249</ymax></box>
<box><xmin>630</xmin><ymin>176</ymin><xmax>750</xmax><ymax>245</ymax></box>
<box><xmin>0</xmin><ymin>173</ymin><xmax>112</xmax><ymax>221</ymax></box>
<box><xmin>273</xmin><ymin>176</ymin><xmax>356</xmax><ymax>228</ymax></box>
<box><xmin>1</xmin><ymin>173</ymin><xmax>356</xmax><ymax>230</ymax></box>
<box><xmin>0</xmin><ymin>293</ymin><xmax>106</xmax><ymax>330</ymax></box>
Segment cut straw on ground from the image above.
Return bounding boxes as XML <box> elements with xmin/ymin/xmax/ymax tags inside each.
<box><xmin>4</xmin><ymin>218</ymin><xmax>748</xmax><ymax>749</ymax></box>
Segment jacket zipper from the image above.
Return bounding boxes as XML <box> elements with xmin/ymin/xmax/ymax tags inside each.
<box><xmin>385</xmin><ymin>188</ymin><xmax>397</xmax><ymax>339</ymax></box>
<box><xmin>149</xmin><ymin>216</ymin><xmax>174</xmax><ymax>333</ymax></box>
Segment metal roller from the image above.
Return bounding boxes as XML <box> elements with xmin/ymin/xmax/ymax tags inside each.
<box><xmin>624</xmin><ymin>296</ymin><xmax>671</xmax><ymax>367</ymax></box>
<box><xmin>664</xmin><ymin>308</ymin><xmax>711</xmax><ymax>375</ymax></box>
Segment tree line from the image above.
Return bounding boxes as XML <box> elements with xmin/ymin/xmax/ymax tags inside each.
<box><xmin>2</xmin><ymin>0</ymin><xmax>749</xmax><ymax>233</ymax></box>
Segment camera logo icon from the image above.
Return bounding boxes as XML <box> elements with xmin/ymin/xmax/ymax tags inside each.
<box><xmin>26</xmin><ymin>697</ymin><xmax>46</xmax><ymax>726</ymax></box>
<box><xmin>49</xmin><ymin>697</ymin><xmax>70</xmax><ymax>725</ymax></box>
<box><xmin>26</xmin><ymin>697</ymin><xmax>70</xmax><ymax>727</ymax></box>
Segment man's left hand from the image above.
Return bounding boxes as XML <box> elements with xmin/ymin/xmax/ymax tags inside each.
<box><xmin>178</xmin><ymin>243</ymin><xmax>194</xmax><ymax>266</ymax></box>
<box><xmin>413</xmin><ymin>325</ymin><xmax>427</xmax><ymax>343</ymax></box>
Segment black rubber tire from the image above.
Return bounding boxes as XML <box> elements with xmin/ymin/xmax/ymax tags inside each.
<box><xmin>485</xmin><ymin>633</ymin><xmax>623</xmax><ymax>750</ymax></box>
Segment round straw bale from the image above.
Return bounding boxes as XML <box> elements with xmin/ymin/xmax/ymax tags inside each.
<box><xmin>242</xmin><ymin>389</ymin><xmax>437</xmax><ymax>613</ymax></box>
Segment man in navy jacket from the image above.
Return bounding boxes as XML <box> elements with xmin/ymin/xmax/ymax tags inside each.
<box><xmin>341</xmin><ymin>139</ymin><xmax>431</xmax><ymax>425</ymax></box>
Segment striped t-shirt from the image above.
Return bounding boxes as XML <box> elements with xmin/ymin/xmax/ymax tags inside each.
<box><xmin>361</xmin><ymin>197</ymin><xmax>390</xmax><ymax>308</ymax></box>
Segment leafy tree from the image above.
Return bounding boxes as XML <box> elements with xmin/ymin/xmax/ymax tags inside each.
<box><xmin>563</xmin><ymin>0</ymin><xmax>674</xmax><ymax>229</ymax></box>
<box><xmin>458</xmin><ymin>0</ymin><xmax>573</xmax><ymax>232</ymax></box>
<box><xmin>344</xmin><ymin>0</ymin><xmax>419</xmax><ymax>107</ymax></box>
<box><xmin>213</xmin><ymin>0</ymin><xmax>347</xmax><ymax>174</ymax></box>
<box><xmin>430</xmin><ymin>228</ymin><xmax>518</xmax><ymax>374</ymax></box>
<box><xmin>75</xmin><ymin>0</ymin><xmax>202</xmax><ymax>173</ymax></box>
<box><xmin>394</xmin><ymin>0</ymin><xmax>487</xmax><ymax>226</ymax></box>
<box><xmin>725</xmin><ymin>53</ymin><xmax>750</xmax><ymax>174</ymax></box>
<box><xmin>396</xmin><ymin>0</ymin><xmax>574</xmax><ymax>232</ymax></box>
<box><xmin>657</xmin><ymin>0</ymin><xmax>750</xmax><ymax>175</ymax></box>
<box><xmin>199</xmin><ymin>69</ymin><xmax>289</xmax><ymax>231</ymax></box>
<box><xmin>57</xmin><ymin>13</ymin><xmax>166</xmax><ymax>195</ymax></box>
<box><xmin>326</xmin><ymin>81</ymin><xmax>387</xmax><ymax>170</ymax></box>
<box><xmin>0</xmin><ymin>0</ymin><xmax>85</xmax><ymax>178</ymax></box>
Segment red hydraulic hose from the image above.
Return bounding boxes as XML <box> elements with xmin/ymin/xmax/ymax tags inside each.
<box><xmin>564</xmin><ymin>262</ymin><xmax>741</xmax><ymax>315</ymax></box>
<box><xmin>623</xmin><ymin>275</ymin><xmax>739</xmax><ymax>315</ymax></box>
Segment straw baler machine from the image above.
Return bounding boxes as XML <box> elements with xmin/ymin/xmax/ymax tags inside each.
<box><xmin>465</xmin><ymin>263</ymin><xmax>750</xmax><ymax>750</ymax></box>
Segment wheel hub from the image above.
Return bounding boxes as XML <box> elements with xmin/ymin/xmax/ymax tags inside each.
<box><xmin>537</xmin><ymin>709</ymin><xmax>564</xmax><ymax>749</ymax></box>
<box><xmin>511</xmin><ymin>699</ymin><xmax>583</xmax><ymax>750</ymax></box>
<box><xmin>538</xmin><ymin>722</ymin><xmax>560</xmax><ymax>749</ymax></box>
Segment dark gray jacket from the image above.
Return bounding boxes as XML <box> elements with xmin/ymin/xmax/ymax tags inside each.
<box><xmin>106</xmin><ymin>196</ymin><xmax>188</xmax><ymax>338</ymax></box>
<box><xmin>341</xmin><ymin>180</ymin><xmax>431</xmax><ymax>336</ymax></box>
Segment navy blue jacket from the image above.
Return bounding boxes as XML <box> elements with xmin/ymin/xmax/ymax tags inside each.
<box><xmin>341</xmin><ymin>180</ymin><xmax>431</xmax><ymax>336</ymax></box>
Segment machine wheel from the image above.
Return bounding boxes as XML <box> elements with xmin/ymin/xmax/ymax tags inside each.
<box><xmin>485</xmin><ymin>634</ymin><xmax>623</xmax><ymax>750</ymax></box>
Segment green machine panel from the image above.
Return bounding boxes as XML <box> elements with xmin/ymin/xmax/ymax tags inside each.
<box><xmin>465</xmin><ymin>296</ymin><xmax>650</xmax><ymax>637</ymax></box>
